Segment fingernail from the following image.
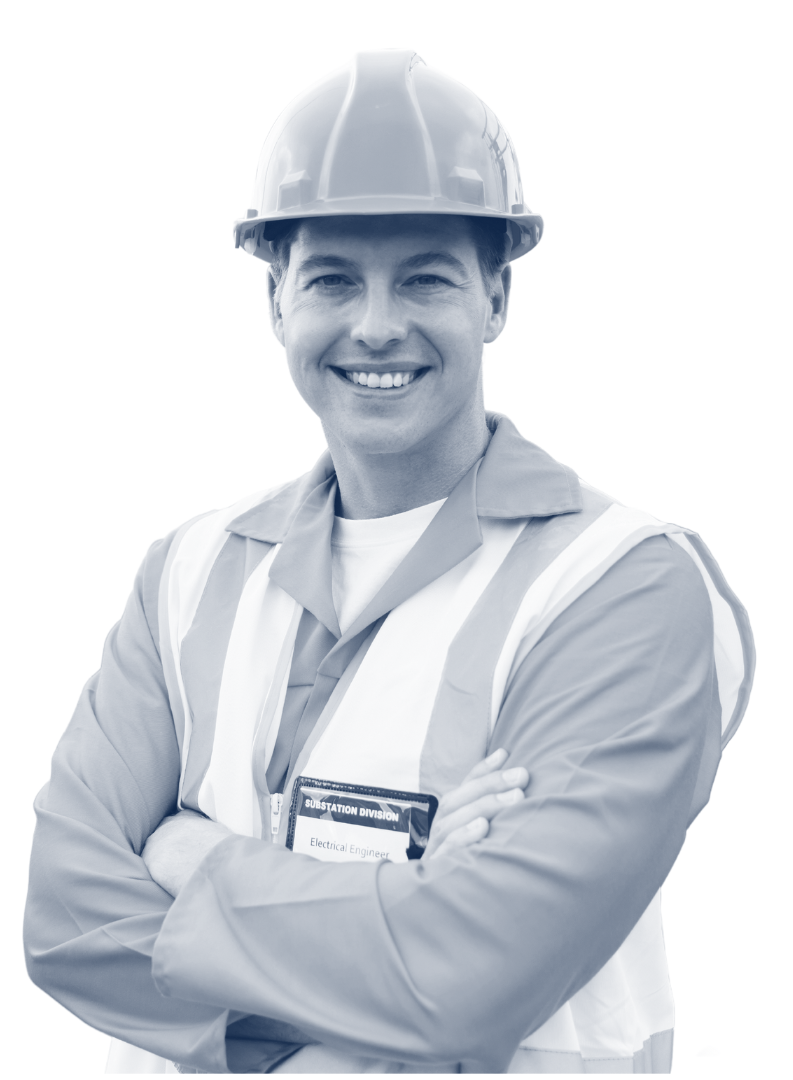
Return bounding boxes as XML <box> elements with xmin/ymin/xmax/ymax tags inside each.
<box><xmin>497</xmin><ymin>787</ymin><xmax>524</xmax><ymax>804</ymax></box>
<box><xmin>487</xmin><ymin>748</ymin><xmax>508</xmax><ymax>763</ymax></box>
<box><xmin>503</xmin><ymin>767</ymin><xmax>526</xmax><ymax>784</ymax></box>
<box><xmin>468</xmin><ymin>817</ymin><xmax>488</xmax><ymax>831</ymax></box>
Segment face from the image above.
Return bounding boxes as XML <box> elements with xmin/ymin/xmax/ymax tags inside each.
<box><xmin>268</xmin><ymin>215</ymin><xmax>511</xmax><ymax>459</ymax></box>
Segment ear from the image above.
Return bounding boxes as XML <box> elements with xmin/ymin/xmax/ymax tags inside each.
<box><xmin>267</xmin><ymin>271</ymin><xmax>286</xmax><ymax>347</ymax></box>
<box><xmin>483</xmin><ymin>264</ymin><xmax>512</xmax><ymax>344</ymax></box>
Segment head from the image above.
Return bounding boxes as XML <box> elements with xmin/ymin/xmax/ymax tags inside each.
<box><xmin>266</xmin><ymin>213</ymin><xmax>512</xmax><ymax>461</ymax></box>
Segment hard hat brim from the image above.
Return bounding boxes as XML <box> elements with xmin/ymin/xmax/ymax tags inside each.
<box><xmin>238</xmin><ymin>52</ymin><xmax>544</xmax><ymax>265</ymax></box>
<box><xmin>233</xmin><ymin>205</ymin><xmax>543</xmax><ymax>264</ymax></box>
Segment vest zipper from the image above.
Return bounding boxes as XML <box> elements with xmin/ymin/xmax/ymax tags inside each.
<box><xmin>270</xmin><ymin>793</ymin><xmax>283</xmax><ymax>838</ymax></box>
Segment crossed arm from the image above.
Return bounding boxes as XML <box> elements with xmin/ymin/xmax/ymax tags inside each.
<box><xmin>141</xmin><ymin>749</ymin><xmax>529</xmax><ymax>899</ymax></box>
<box><xmin>24</xmin><ymin>533</ymin><xmax>721</xmax><ymax>1072</ymax></box>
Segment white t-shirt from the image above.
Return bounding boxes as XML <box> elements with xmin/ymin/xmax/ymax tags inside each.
<box><xmin>331</xmin><ymin>499</ymin><xmax>446</xmax><ymax>635</ymax></box>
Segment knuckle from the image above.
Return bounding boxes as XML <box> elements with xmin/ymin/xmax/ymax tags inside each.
<box><xmin>479</xmin><ymin>794</ymin><xmax>502</xmax><ymax>816</ymax></box>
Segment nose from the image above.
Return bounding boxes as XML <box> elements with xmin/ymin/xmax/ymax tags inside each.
<box><xmin>350</xmin><ymin>282</ymin><xmax>408</xmax><ymax>352</ymax></box>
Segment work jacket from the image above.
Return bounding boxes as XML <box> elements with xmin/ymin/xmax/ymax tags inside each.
<box><xmin>25</xmin><ymin>414</ymin><xmax>753</xmax><ymax>1074</ymax></box>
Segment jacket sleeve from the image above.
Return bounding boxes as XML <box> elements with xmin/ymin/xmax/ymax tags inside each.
<box><xmin>23</xmin><ymin>535</ymin><xmax>310</xmax><ymax>1073</ymax></box>
<box><xmin>149</xmin><ymin>534</ymin><xmax>724</xmax><ymax>1072</ymax></box>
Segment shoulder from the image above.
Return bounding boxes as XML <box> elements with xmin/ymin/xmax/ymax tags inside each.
<box><xmin>556</xmin><ymin>531</ymin><xmax>714</xmax><ymax>644</ymax></box>
<box><xmin>569</xmin><ymin>479</ymin><xmax>715</xmax><ymax>629</ymax></box>
<box><xmin>131</xmin><ymin>481</ymin><xmax>285</xmax><ymax>640</ymax></box>
<box><xmin>612</xmin><ymin>531</ymin><xmax>711</xmax><ymax>597</ymax></box>
<box><xmin>138</xmin><ymin>528</ymin><xmax>179</xmax><ymax>595</ymax></box>
<box><xmin>139</xmin><ymin>488</ymin><xmax>283</xmax><ymax>578</ymax></box>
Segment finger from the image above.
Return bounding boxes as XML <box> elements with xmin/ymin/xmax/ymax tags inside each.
<box><xmin>436</xmin><ymin>765</ymin><xmax>529</xmax><ymax>818</ymax></box>
<box><xmin>463</xmin><ymin>748</ymin><xmax>509</xmax><ymax>782</ymax></box>
<box><xmin>432</xmin><ymin>817</ymin><xmax>489</xmax><ymax>859</ymax></box>
<box><xmin>431</xmin><ymin>787</ymin><xmax>526</xmax><ymax>845</ymax></box>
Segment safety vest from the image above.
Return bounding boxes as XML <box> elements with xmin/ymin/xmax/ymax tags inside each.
<box><xmin>107</xmin><ymin>480</ymin><xmax>752</xmax><ymax>1075</ymax></box>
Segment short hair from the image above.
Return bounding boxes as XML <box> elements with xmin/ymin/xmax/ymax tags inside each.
<box><xmin>267</xmin><ymin>215</ymin><xmax>510</xmax><ymax>296</ymax></box>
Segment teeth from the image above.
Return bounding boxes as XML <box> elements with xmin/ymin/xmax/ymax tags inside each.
<box><xmin>344</xmin><ymin>371</ymin><xmax>415</xmax><ymax>388</ymax></box>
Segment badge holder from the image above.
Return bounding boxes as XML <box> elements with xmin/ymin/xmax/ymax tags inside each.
<box><xmin>286</xmin><ymin>776</ymin><xmax>438</xmax><ymax>863</ymax></box>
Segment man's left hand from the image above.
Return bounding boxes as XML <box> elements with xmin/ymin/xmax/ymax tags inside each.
<box><xmin>142</xmin><ymin>809</ymin><xmax>233</xmax><ymax>897</ymax></box>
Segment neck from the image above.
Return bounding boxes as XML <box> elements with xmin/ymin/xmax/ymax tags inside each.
<box><xmin>327</xmin><ymin>402</ymin><xmax>491</xmax><ymax>520</ymax></box>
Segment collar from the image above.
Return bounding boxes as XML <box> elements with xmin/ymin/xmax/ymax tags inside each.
<box><xmin>228</xmin><ymin>413</ymin><xmax>581</xmax><ymax>545</ymax></box>
<box><xmin>226</xmin><ymin>414</ymin><xmax>581</xmax><ymax>638</ymax></box>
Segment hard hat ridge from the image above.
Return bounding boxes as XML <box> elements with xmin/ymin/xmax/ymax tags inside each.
<box><xmin>235</xmin><ymin>50</ymin><xmax>543</xmax><ymax>262</ymax></box>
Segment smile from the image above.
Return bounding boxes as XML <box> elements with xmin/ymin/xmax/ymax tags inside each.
<box><xmin>340</xmin><ymin>369</ymin><xmax>424</xmax><ymax>389</ymax></box>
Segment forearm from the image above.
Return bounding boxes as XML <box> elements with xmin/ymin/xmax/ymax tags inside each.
<box><xmin>153</xmin><ymin>839</ymin><xmax>462</xmax><ymax>1067</ymax></box>
<box><xmin>24</xmin><ymin>539</ymin><xmax>239</xmax><ymax>1071</ymax></box>
<box><xmin>22</xmin><ymin>777</ymin><xmax>233</xmax><ymax>1071</ymax></box>
<box><xmin>27</xmin><ymin>787</ymin><xmax>312</xmax><ymax>1072</ymax></box>
<box><xmin>152</xmin><ymin>720</ymin><xmax>701</xmax><ymax>1071</ymax></box>
<box><xmin>151</xmin><ymin>535</ymin><xmax>721</xmax><ymax>1070</ymax></box>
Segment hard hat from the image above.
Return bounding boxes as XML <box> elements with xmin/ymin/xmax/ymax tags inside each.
<box><xmin>235</xmin><ymin>50</ymin><xmax>543</xmax><ymax>263</ymax></box>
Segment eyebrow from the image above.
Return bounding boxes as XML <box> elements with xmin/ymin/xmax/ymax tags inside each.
<box><xmin>294</xmin><ymin>251</ymin><xmax>469</xmax><ymax>276</ymax></box>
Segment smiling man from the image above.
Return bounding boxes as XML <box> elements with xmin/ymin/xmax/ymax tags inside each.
<box><xmin>270</xmin><ymin>213</ymin><xmax>506</xmax><ymax>519</ymax></box>
<box><xmin>24</xmin><ymin>52</ymin><xmax>754</xmax><ymax>1074</ymax></box>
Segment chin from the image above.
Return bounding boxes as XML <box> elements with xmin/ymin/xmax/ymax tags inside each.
<box><xmin>336</xmin><ymin>421</ymin><xmax>428</xmax><ymax>458</ymax></box>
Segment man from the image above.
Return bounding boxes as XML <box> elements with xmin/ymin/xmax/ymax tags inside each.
<box><xmin>24</xmin><ymin>51</ymin><xmax>753</xmax><ymax>1074</ymax></box>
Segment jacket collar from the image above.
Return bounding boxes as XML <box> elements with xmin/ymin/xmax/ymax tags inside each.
<box><xmin>226</xmin><ymin>414</ymin><xmax>581</xmax><ymax>638</ymax></box>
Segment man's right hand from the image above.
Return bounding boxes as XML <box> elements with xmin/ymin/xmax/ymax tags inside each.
<box><xmin>423</xmin><ymin>748</ymin><xmax>529</xmax><ymax>860</ymax></box>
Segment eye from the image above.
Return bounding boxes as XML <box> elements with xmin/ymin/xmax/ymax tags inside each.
<box><xmin>414</xmin><ymin>275</ymin><xmax>442</xmax><ymax>286</ymax></box>
<box><xmin>307</xmin><ymin>274</ymin><xmax>355</xmax><ymax>291</ymax></box>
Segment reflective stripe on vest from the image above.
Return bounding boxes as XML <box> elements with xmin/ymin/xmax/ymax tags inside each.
<box><xmin>149</xmin><ymin>482</ymin><xmax>752</xmax><ymax>1073</ymax></box>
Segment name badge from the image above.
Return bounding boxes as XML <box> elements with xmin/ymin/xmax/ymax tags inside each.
<box><xmin>286</xmin><ymin>776</ymin><xmax>438</xmax><ymax>864</ymax></box>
